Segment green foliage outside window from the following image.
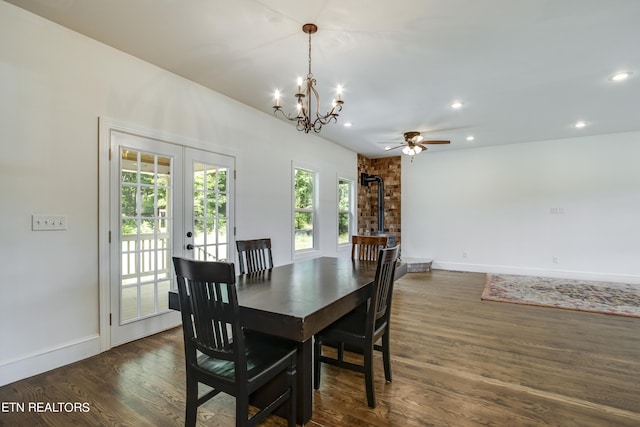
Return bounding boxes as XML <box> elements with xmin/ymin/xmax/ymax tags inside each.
<box><xmin>121</xmin><ymin>158</ymin><xmax>228</xmax><ymax>242</ymax></box>
<box><xmin>121</xmin><ymin>168</ymin><xmax>169</xmax><ymax>235</ymax></box>
<box><xmin>193</xmin><ymin>168</ymin><xmax>227</xmax><ymax>236</ymax></box>
<box><xmin>295</xmin><ymin>169</ymin><xmax>313</xmax><ymax>208</ymax></box>
<box><xmin>338</xmin><ymin>179</ymin><xmax>352</xmax><ymax>244</ymax></box>
<box><xmin>294</xmin><ymin>168</ymin><xmax>314</xmax><ymax>250</ymax></box>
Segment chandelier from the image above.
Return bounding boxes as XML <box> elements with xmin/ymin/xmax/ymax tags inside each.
<box><xmin>273</xmin><ymin>23</ymin><xmax>344</xmax><ymax>133</ymax></box>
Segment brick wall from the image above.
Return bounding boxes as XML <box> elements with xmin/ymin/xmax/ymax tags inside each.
<box><xmin>357</xmin><ymin>154</ymin><xmax>401</xmax><ymax>245</ymax></box>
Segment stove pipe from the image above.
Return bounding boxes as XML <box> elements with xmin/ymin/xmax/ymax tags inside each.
<box><xmin>360</xmin><ymin>172</ymin><xmax>384</xmax><ymax>234</ymax></box>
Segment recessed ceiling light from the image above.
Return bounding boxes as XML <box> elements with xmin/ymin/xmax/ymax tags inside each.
<box><xmin>610</xmin><ymin>71</ymin><xmax>632</xmax><ymax>82</ymax></box>
<box><xmin>343</xmin><ymin>122</ymin><xmax>352</xmax><ymax>127</ymax></box>
<box><xmin>451</xmin><ymin>101</ymin><xmax>464</xmax><ymax>109</ymax></box>
<box><xmin>574</xmin><ymin>121</ymin><xmax>587</xmax><ymax>128</ymax></box>
<box><xmin>466</xmin><ymin>136</ymin><xmax>475</xmax><ymax>141</ymax></box>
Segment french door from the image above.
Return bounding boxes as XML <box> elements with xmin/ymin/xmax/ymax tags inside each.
<box><xmin>108</xmin><ymin>130</ymin><xmax>234</xmax><ymax>347</ymax></box>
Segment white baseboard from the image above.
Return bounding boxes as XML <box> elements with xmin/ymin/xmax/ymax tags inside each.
<box><xmin>433</xmin><ymin>261</ymin><xmax>640</xmax><ymax>285</ymax></box>
<box><xmin>0</xmin><ymin>334</ymin><xmax>101</xmax><ymax>387</ymax></box>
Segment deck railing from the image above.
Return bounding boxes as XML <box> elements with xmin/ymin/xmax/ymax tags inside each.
<box><xmin>121</xmin><ymin>233</ymin><xmax>171</xmax><ymax>282</ymax></box>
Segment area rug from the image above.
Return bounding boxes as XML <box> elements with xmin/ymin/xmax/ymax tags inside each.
<box><xmin>481</xmin><ymin>274</ymin><xmax>640</xmax><ymax>318</ymax></box>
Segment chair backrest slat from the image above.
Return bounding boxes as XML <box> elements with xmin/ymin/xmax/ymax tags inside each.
<box><xmin>351</xmin><ymin>235</ymin><xmax>388</xmax><ymax>261</ymax></box>
<box><xmin>236</xmin><ymin>238</ymin><xmax>273</xmax><ymax>274</ymax></box>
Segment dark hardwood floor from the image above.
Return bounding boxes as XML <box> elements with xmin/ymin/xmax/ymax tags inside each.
<box><xmin>1</xmin><ymin>270</ymin><xmax>639</xmax><ymax>426</ymax></box>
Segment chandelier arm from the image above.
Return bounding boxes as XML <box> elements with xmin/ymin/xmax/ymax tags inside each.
<box><xmin>304</xmin><ymin>78</ymin><xmax>313</xmax><ymax>119</ymax></box>
<box><xmin>274</xmin><ymin>108</ymin><xmax>306</xmax><ymax>122</ymax></box>
<box><xmin>310</xmin><ymin>81</ymin><xmax>321</xmax><ymax>120</ymax></box>
<box><xmin>319</xmin><ymin>116</ymin><xmax>338</xmax><ymax>126</ymax></box>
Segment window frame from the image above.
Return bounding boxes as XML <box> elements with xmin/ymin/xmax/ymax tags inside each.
<box><xmin>337</xmin><ymin>176</ymin><xmax>355</xmax><ymax>247</ymax></box>
<box><xmin>292</xmin><ymin>163</ymin><xmax>319</xmax><ymax>257</ymax></box>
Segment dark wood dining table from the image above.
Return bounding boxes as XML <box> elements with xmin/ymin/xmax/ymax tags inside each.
<box><xmin>168</xmin><ymin>256</ymin><xmax>406</xmax><ymax>424</ymax></box>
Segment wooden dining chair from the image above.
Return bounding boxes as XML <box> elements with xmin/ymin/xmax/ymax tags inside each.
<box><xmin>172</xmin><ymin>257</ymin><xmax>297</xmax><ymax>427</ymax></box>
<box><xmin>351</xmin><ymin>235</ymin><xmax>388</xmax><ymax>261</ymax></box>
<box><xmin>313</xmin><ymin>245</ymin><xmax>400</xmax><ymax>408</ymax></box>
<box><xmin>236</xmin><ymin>238</ymin><xmax>273</xmax><ymax>274</ymax></box>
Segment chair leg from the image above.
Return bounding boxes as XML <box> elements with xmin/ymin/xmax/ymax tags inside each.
<box><xmin>364</xmin><ymin>349</ymin><xmax>376</xmax><ymax>408</ymax></box>
<box><xmin>337</xmin><ymin>342</ymin><xmax>345</xmax><ymax>362</ymax></box>
<box><xmin>313</xmin><ymin>338</ymin><xmax>321</xmax><ymax>389</ymax></box>
<box><xmin>185</xmin><ymin>376</ymin><xmax>198</xmax><ymax>427</ymax></box>
<box><xmin>382</xmin><ymin>332</ymin><xmax>392</xmax><ymax>382</ymax></box>
<box><xmin>236</xmin><ymin>392</ymin><xmax>249</xmax><ymax>427</ymax></box>
<box><xmin>287</xmin><ymin>361</ymin><xmax>297</xmax><ymax>427</ymax></box>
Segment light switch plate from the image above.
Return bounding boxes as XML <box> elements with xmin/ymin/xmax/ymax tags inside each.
<box><xmin>32</xmin><ymin>214</ymin><xmax>67</xmax><ymax>231</ymax></box>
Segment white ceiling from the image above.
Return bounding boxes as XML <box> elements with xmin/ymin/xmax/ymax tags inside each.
<box><xmin>7</xmin><ymin>0</ymin><xmax>640</xmax><ymax>158</ymax></box>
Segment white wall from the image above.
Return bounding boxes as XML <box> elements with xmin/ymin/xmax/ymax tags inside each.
<box><xmin>402</xmin><ymin>131</ymin><xmax>640</xmax><ymax>283</ymax></box>
<box><xmin>0</xmin><ymin>2</ymin><xmax>356</xmax><ymax>385</ymax></box>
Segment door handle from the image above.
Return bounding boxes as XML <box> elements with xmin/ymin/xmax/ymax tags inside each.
<box><xmin>186</xmin><ymin>244</ymin><xmax>194</xmax><ymax>250</ymax></box>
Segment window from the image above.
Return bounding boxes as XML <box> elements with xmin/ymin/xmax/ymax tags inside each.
<box><xmin>294</xmin><ymin>167</ymin><xmax>317</xmax><ymax>251</ymax></box>
<box><xmin>338</xmin><ymin>178</ymin><xmax>354</xmax><ymax>245</ymax></box>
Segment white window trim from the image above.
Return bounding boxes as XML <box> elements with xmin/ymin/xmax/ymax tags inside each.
<box><xmin>337</xmin><ymin>176</ymin><xmax>356</xmax><ymax>248</ymax></box>
<box><xmin>292</xmin><ymin>162</ymin><xmax>319</xmax><ymax>259</ymax></box>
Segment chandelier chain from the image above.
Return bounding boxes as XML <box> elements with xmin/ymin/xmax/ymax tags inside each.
<box><xmin>307</xmin><ymin>31</ymin><xmax>312</xmax><ymax>78</ymax></box>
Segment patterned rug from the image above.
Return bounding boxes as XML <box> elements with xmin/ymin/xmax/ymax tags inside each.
<box><xmin>481</xmin><ymin>274</ymin><xmax>640</xmax><ymax>318</ymax></box>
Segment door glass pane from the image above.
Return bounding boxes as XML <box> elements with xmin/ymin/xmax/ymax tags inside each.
<box><xmin>121</xmin><ymin>285</ymin><xmax>138</xmax><ymax>321</ymax></box>
<box><xmin>140</xmin><ymin>283</ymin><xmax>156</xmax><ymax>317</ymax></box>
<box><xmin>217</xmin><ymin>169</ymin><xmax>227</xmax><ymax>192</ymax></box>
<box><xmin>218</xmin><ymin>197</ymin><xmax>227</xmax><ymax>221</ymax></box>
<box><xmin>157</xmin><ymin>280</ymin><xmax>171</xmax><ymax>311</ymax></box>
<box><xmin>193</xmin><ymin>163</ymin><xmax>205</xmax><ymax>191</ymax></box>
<box><xmin>192</xmin><ymin>163</ymin><xmax>229</xmax><ymax>261</ymax></box>
<box><xmin>218</xmin><ymin>244</ymin><xmax>227</xmax><ymax>261</ymax></box>
<box><xmin>119</xmin><ymin>148</ymin><xmax>173</xmax><ymax>323</ymax></box>
<box><xmin>206</xmin><ymin>193</ymin><xmax>217</xmax><ymax>216</ymax></box>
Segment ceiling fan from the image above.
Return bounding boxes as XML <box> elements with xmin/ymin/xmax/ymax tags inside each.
<box><xmin>384</xmin><ymin>131</ymin><xmax>450</xmax><ymax>159</ymax></box>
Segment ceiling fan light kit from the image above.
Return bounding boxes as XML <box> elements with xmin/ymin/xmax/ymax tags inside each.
<box><xmin>273</xmin><ymin>23</ymin><xmax>344</xmax><ymax>134</ymax></box>
<box><xmin>402</xmin><ymin>145</ymin><xmax>422</xmax><ymax>156</ymax></box>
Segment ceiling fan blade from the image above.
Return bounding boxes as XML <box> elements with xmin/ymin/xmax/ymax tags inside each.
<box><xmin>385</xmin><ymin>144</ymin><xmax>405</xmax><ymax>151</ymax></box>
<box><xmin>422</xmin><ymin>140</ymin><xmax>451</xmax><ymax>144</ymax></box>
<box><xmin>416</xmin><ymin>144</ymin><xmax>429</xmax><ymax>152</ymax></box>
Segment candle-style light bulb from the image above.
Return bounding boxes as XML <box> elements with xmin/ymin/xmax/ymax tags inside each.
<box><xmin>274</xmin><ymin>89</ymin><xmax>281</xmax><ymax>108</ymax></box>
<box><xmin>297</xmin><ymin>77</ymin><xmax>303</xmax><ymax>95</ymax></box>
<box><xmin>336</xmin><ymin>85</ymin><xmax>343</xmax><ymax>102</ymax></box>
